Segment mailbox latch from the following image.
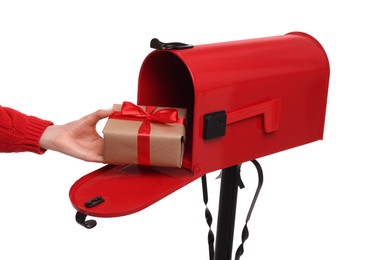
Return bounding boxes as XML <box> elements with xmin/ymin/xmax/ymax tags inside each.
<box><xmin>203</xmin><ymin>111</ymin><xmax>227</xmax><ymax>140</ymax></box>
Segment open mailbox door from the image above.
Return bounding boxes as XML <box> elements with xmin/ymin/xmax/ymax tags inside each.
<box><xmin>70</xmin><ymin>164</ymin><xmax>197</xmax><ymax>220</ymax></box>
<box><xmin>69</xmin><ymin>32</ymin><xmax>329</xmax><ymax>229</ymax></box>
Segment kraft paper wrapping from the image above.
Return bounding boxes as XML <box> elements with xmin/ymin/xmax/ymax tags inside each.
<box><xmin>103</xmin><ymin>104</ymin><xmax>186</xmax><ymax>168</ymax></box>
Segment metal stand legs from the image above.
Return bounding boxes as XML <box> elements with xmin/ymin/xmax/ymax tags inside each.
<box><xmin>214</xmin><ymin>164</ymin><xmax>242</xmax><ymax>260</ymax></box>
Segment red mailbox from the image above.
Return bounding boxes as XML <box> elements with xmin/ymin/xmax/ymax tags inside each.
<box><xmin>69</xmin><ymin>32</ymin><xmax>329</xmax><ymax>241</ymax></box>
<box><xmin>138</xmin><ymin>31</ymin><xmax>329</xmax><ymax>174</ymax></box>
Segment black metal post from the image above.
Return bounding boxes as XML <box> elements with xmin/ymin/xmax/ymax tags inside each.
<box><xmin>214</xmin><ymin>164</ymin><xmax>242</xmax><ymax>260</ymax></box>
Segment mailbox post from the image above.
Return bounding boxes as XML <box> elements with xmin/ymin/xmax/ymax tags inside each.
<box><xmin>215</xmin><ymin>164</ymin><xmax>242</xmax><ymax>260</ymax></box>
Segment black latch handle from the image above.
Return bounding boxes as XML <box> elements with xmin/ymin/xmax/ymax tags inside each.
<box><xmin>150</xmin><ymin>38</ymin><xmax>193</xmax><ymax>50</ymax></box>
<box><xmin>85</xmin><ymin>196</ymin><xmax>104</xmax><ymax>208</ymax></box>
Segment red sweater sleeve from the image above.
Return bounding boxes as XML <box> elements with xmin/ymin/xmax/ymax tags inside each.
<box><xmin>0</xmin><ymin>106</ymin><xmax>53</xmax><ymax>154</ymax></box>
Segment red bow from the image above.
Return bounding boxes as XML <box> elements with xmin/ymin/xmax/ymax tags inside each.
<box><xmin>120</xmin><ymin>101</ymin><xmax>179</xmax><ymax>124</ymax></box>
<box><xmin>110</xmin><ymin>101</ymin><xmax>181</xmax><ymax>165</ymax></box>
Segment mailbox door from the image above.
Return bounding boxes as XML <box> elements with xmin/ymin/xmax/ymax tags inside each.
<box><xmin>69</xmin><ymin>164</ymin><xmax>199</xmax><ymax>218</ymax></box>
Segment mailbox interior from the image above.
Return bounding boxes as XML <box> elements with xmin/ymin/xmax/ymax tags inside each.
<box><xmin>137</xmin><ymin>51</ymin><xmax>195</xmax><ymax>171</ymax></box>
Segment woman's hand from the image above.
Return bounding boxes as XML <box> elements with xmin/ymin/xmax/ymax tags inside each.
<box><xmin>39</xmin><ymin>109</ymin><xmax>113</xmax><ymax>162</ymax></box>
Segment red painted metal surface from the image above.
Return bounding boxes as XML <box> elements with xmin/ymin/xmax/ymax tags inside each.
<box><xmin>70</xmin><ymin>32</ymin><xmax>329</xmax><ymax>218</ymax></box>
<box><xmin>69</xmin><ymin>164</ymin><xmax>196</xmax><ymax>217</ymax></box>
<box><xmin>138</xmin><ymin>32</ymin><xmax>330</xmax><ymax>175</ymax></box>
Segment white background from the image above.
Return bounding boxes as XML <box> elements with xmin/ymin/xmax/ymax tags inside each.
<box><xmin>1</xmin><ymin>1</ymin><xmax>367</xmax><ymax>259</ymax></box>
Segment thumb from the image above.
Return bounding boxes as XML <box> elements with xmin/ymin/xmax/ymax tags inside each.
<box><xmin>87</xmin><ymin>108</ymin><xmax>114</xmax><ymax>124</ymax></box>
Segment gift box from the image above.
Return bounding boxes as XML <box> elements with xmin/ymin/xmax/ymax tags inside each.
<box><xmin>103</xmin><ymin>102</ymin><xmax>186</xmax><ymax>168</ymax></box>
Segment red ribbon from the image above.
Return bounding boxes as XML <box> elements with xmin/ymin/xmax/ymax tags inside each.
<box><xmin>110</xmin><ymin>101</ymin><xmax>182</xmax><ymax>165</ymax></box>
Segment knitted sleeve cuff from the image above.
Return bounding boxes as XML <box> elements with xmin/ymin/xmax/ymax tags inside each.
<box><xmin>23</xmin><ymin>116</ymin><xmax>53</xmax><ymax>154</ymax></box>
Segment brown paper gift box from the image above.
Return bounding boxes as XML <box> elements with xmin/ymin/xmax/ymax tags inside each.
<box><xmin>103</xmin><ymin>104</ymin><xmax>186</xmax><ymax>168</ymax></box>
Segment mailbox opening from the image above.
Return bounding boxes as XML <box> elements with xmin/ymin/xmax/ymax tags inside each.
<box><xmin>137</xmin><ymin>51</ymin><xmax>195</xmax><ymax>171</ymax></box>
